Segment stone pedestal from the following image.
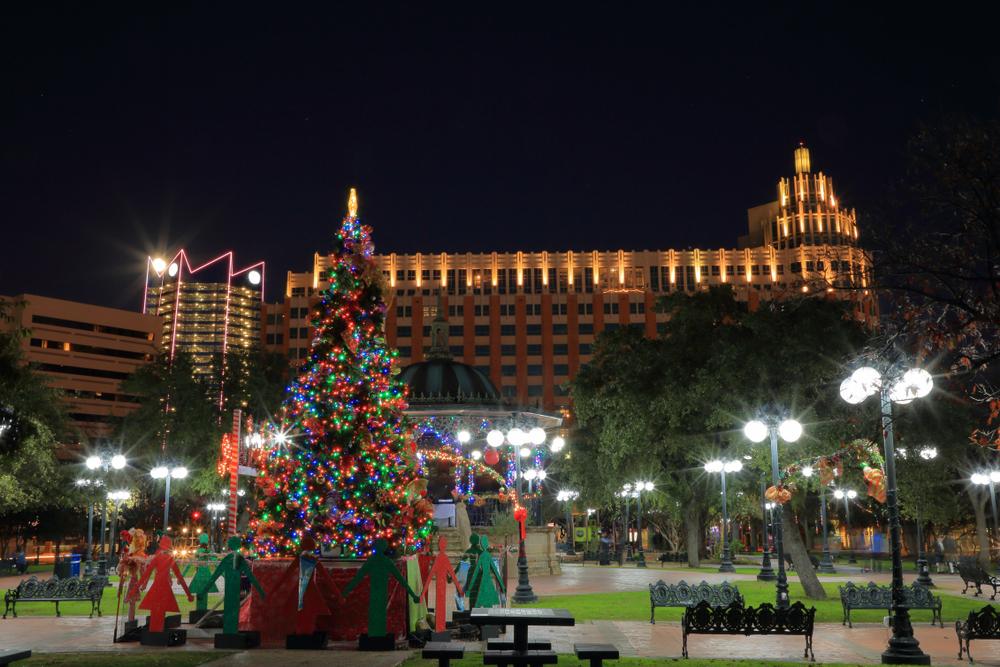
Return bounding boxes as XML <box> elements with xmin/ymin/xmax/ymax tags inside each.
<box><xmin>523</xmin><ymin>526</ymin><xmax>562</xmax><ymax>576</ymax></box>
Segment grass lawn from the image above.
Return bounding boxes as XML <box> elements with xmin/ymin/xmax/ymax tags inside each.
<box><xmin>651</xmin><ymin>566</ymin><xmax>844</xmax><ymax>577</ymax></box>
<box><xmin>7</xmin><ymin>587</ymin><xmax>195</xmax><ymax>618</ymax></box>
<box><xmin>516</xmin><ymin>580</ymin><xmax>997</xmax><ymax>624</ymax></box>
<box><xmin>402</xmin><ymin>658</ymin><xmax>872</xmax><ymax>667</ymax></box>
<box><xmin>19</xmin><ymin>654</ymin><xmax>231</xmax><ymax>667</ymax></box>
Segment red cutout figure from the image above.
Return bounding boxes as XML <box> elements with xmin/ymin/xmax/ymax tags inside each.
<box><xmin>419</xmin><ymin>537</ymin><xmax>464</xmax><ymax>633</ymax></box>
<box><xmin>136</xmin><ymin>535</ymin><xmax>193</xmax><ymax>632</ymax></box>
<box><xmin>271</xmin><ymin>536</ymin><xmax>343</xmax><ymax>635</ymax></box>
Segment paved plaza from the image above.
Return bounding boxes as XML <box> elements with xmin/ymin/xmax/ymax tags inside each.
<box><xmin>0</xmin><ymin>564</ymin><xmax>991</xmax><ymax>665</ymax></box>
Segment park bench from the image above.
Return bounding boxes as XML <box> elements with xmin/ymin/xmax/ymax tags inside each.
<box><xmin>575</xmin><ymin>643</ymin><xmax>620</xmax><ymax>667</ymax></box>
<box><xmin>423</xmin><ymin>641</ymin><xmax>464</xmax><ymax>667</ymax></box>
<box><xmin>582</xmin><ymin>550</ymin><xmax>622</xmax><ymax>566</ymax></box>
<box><xmin>649</xmin><ymin>579</ymin><xmax>744</xmax><ymax>624</ymax></box>
<box><xmin>2</xmin><ymin>574</ymin><xmax>108</xmax><ymax>619</ymax></box>
<box><xmin>488</xmin><ymin>639</ymin><xmax>552</xmax><ymax>650</ymax></box>
<box><xmin>957</xmin><ymin>563</ymin><xmax>1000</xmax><ymax>599</ymax></box>
<box><xmin>838</xmin><ymin>581</ymin><xmax>943</xmax><ymax>628</ymax></box>
<box><xmin>957</xmin><ymin>603</ymin><xmax>1000</xmax><ymax>664</ymax></box>
<box><xmin>656</xmin><ymin>552</ymin><xmax>688</xmax><ymax>566</ymax></box>
<box><xmin>682</xmin><ymin>599</ymin><xmax>817</xmax><ymax>661</ymax></box>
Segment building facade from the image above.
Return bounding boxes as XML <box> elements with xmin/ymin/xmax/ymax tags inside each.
<box><xmin>2</xmin><ymin>294</ymin><xmax>162</xmax><ymax>456</ymax></box>
<box><xmin>264</xmin><ymin>148</ymin><xmax>873</xmax><ymax>413</ymax></box>
<box><xmin>144</xmin><ymin>251</ymin><xmax>265</xmax><ymax>378</ymax></box>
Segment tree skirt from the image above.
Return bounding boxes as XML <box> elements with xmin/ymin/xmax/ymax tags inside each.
<box><xmin>240</xmin><ymin>558</ymin><xmax>409</xmax><ymax>642</ymax></box>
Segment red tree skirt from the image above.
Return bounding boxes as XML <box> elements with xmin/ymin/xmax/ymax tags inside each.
<box><xmin>240</xmin><ymin>558</ymin><xmax>408</xmax><ymax>642</ymax></box>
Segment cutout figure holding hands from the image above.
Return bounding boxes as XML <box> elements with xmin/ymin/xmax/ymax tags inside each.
<box><xmin>419</xmin><ymin>536</ymin><xmax>463</xmax><ymax>633</ymax></box>
<box><xmin>270</xmin><ymin>536</ymin><xmax>341</xmax><ymax>636</ymax></box>
<box><xmin>136</xmin><ymin>535</ymin><xmax>194</xmax><ymax>632</ymax></box>
<box><xmin>467</xmin><ymin>535</ymin><xmax>505</xmax><ymax>608</ymax></box>
<box><xmin>183</xmin><ymin>533</ymin><xmax>218</xmax><ymax>614</ymax></box>
<box><xmin>341</xmin><ymin>537</ymin><xmax>420</xmax><ymax>638</ymax></box>
<box><xmin>194</xmin><ymin>536</ymin><xmax>265</xmax><ymax>635</ymax></box>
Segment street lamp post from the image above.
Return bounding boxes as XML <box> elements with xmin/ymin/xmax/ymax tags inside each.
<box><xmin>705</xmin><ymin>460</ymin><xmax>742</xmax><ymax>573</ymax></box>
<box><xmin>744</xmin><ymin>413</ymin><xmax>802</xmax><ymax>608</ymax></box>
<box><xmin>107</xmin><ymin>491</ymin><xmax>129</xmax><ymax>565</ymax></box>
<box><xmin>635</xmin><ymin>481</ymin><xmax>654</xmax><ymax>568</ymax></box>
<box><xmin>151</xmin><ymin>463</ymin><xmax>188</xmax><ymax>534</ymax></box>
<box><xmin>76</xmin><ymin>480</ymin><xmax>98</xmax><ymax>576</ymax></box>
<box><xmin>622</xmin><ymin>484</ymin><xmax>633</xmax><ymax>561</ymax></box>
<box><xmin>911</xmin><ymin>447</ymin><xmax>938</xmax><ymax>588</ymax></box>
<box><xmin>834</xmin><ymin>489</ymin><xmax>858</xmax><ymax>566</ymax></box>
<box><xmin>757</xmin><ymin>474</ymin><xmax>776</xmax><ymax>581</ymax></box>
<box><xmin>803</xmin><ymin>466</ymin><xmax>837</xmax><ymax>574</ymax></box>
<box><xmin>840</xmin><ymin>361</ymin><xmax>934</xmax><ymax>664</ymax></box>
<box><xmin>85</xmin><ymin>448</ymin><xmax>127</xmax><ymax>577</ymax></box>
<box><xmin>207</xmin><ymin>503</ymin><xmax>226</xmax><ymax>551</ymax></box>
<box><xmin>557</xmin><ymin>490</ymin><xmax>579</xmax><ymax>555</ymax></box>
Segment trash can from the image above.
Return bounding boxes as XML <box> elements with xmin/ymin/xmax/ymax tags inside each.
<box><xmin>53</xmin><ymin>557</ymin><xmax>72</xmax><ymax>580</ymax></box>
<box><xmin>70</xmin><ymin>554</ymin><xmax>81</xmax><ymax>577</ymax></box>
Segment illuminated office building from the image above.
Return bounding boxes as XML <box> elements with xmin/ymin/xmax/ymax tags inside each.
<box><xmin>144</xmin><ymin>251</ymin><xmax>264</xmax><ymax>378</ymax></box>
<box><xmin>264</xmin><ymin>148</ymin><xmax>872</xmax><ymax>412</ymax></box>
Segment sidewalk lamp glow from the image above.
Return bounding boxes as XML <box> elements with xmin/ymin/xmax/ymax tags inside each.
<box><xmin>529</xmin><ymin>427</ymin><xmax>546</xmax><ymax>445</ymax></box>
<box><xmin>519</xmin><ymin>447</ymin><xmax>532</xmax><ymax>458</ymax></box>
<box><xmin>248</xmin><ymin>270</ymin><xmax>261</xmax><ymax>285</ymax></box>
<box><xmin>150</xmin><ymin>466</ymin><xmax>168</xmax><ymax>479</ymax></box>
<box><xmin>524</xmin><ymin>469</ymin><xmax>537</xmax><ymax>481</ymax></box>
<box><xmin>457</xmin><ymin>430</ymin><xmax>471</xmax><ymax>444</ymax></box>
<box><xmin>152</xmin><ymin>258</ymin><xmax>167</xmax><ymax>273</ymax></box>
<box><xmin>840</xmin><ymin>366</ymin><xmax>932</xmax><ymax>405</ymax></box>
<box><xmin>920</xmin><ymin>447</ymin><xmax>937</xmax><ymax>460</ymax></box>
<box><xmin>487</xmin><ymin>430</ymin><xmax>504</xmax><ymax>447</ymax></box>
<box><xmin>743</xmin><ymin>420</ymin><xmax>768</xmax><ymax>443</ymax></box>
<box><xmin>802</xmin><ymin>466</ymin><xmax>813</xmax><ymax>477</ymax></box>
<box><xmin>778</xmin><ymin>420</ymin><xmax>802</xmax><ymax>442</ymax></box>
<box><xmin>470</xmin><ymin>449</ymin><xmax>482</xmax><ymax>460</ymax></box>
<box><xmin>833</xmin><ymin>489</ymin><xmax>857</xmax><ymax>500</ymax></box>
<box><xmin>551</xmin><ymin>436</ymin><xmax>565</xmax><ymax>452</ymax></box>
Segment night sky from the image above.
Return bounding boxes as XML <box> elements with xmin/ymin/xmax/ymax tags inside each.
<box><xmin>3</xmin><ymin>4</ymin><xmax>998</xmax><ymax>310</ymax></box>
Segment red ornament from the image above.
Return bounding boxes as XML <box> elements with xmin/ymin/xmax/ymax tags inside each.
<box><xmin>484</xmin><ymin>448</ymin><xmax>499</xmax><ymax>465</ymax></box>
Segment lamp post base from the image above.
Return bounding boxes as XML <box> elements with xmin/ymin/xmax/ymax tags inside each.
<box><xmin>636</xmin><ymin>551</ymin><xmax>647</xmax><ymax>568</ymax></box>
<box><xmin>511</xmin><ymin>539</ymin><xmax>538</xmax><ymax>604</ymax></box>
<box><xmin>718</xmin><ymin>548</ymin><xmax>735</xmax><ymax>573</ymax></box>
<box><xmin>819</xmin><ymin>549</ymin><xmax>837</xmax><ymax>574</ymax></box>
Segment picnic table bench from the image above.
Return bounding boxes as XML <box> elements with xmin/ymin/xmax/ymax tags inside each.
<box><xmin>957</xmin><ymin>563</ymin><xmax>1000</xmax><ymax>599</ymax></box>
<box><xmin>3</xmin><ymin>574</ymin><xmax>108</xmax><ymax>619</ymax></box>
<box><xmin>423</xmin><ymin>641</ymin><xmax>464</xmax><ymax>667</ymax></box>
<box><xmin>0</xmin><ymin>559</ymin><xmax>27</xmax><ymax>577</ymax></box>
<box><xmin>575</xmin><ymin>643</ymin><xmax>619</xmax><ymax>667</ymax></box>
<box><xmin>581</xmin><ymin>551</ymin><xmax>622</xmax><ymax>566</ymax></box>
<box><xmin>0</xmin><ymin>650</ymin><xmax>31</xmax><ymax>667</ymax></box>
<box><xmin>471</xmin><ymin>607</ymin><xmax>573</xmax><ymax>667</ymax></box>
<box><xmin>649</xmin><ymin>579</ymin><xmax>744</xmax><ymax>624</ymax></box>
<box><xmin>838</xmin><ymin>581</ymin><xmax>943</xmax><ymax>628</ymax></box>
<box><xmin>957</xmin><ymin>603</ymin><xmax>1000</xmax><ymax>663</ymax></box>
<box><xmin>682</xmin><ymin>600</ymin><xmax>817</xmax><ymax>661</ymax></box>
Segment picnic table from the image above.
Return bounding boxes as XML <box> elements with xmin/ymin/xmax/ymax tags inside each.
<box><xmin>469</xmin><ymin>607</ymin><xmax>574</xmax><ymax>659</ymax></box>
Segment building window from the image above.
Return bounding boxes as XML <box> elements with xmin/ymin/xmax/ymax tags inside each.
<box><xmin>475</xmin><ymin>345</ymin><xmax>491</xmax><ymax>356</ymax></box>
<box><xmin>266</xmin><ymin>333</ymin><xmax>275</xmax><ymax>345</ymax></box>
<box><xmin>629</xmin><ymin>302</ymin><xmax>645</xmax><ymax>314</ymax></box>
<box><xmin>499</xmin><ymin>304</ymin><xmax>510</xmax><ymax>317</ymax></box>
<box><xmin>579</xmin><ymin>323</ymin><xmax>594</xmax><ymax>335</ymax></box>
<box><xmin>449</xmin><ymin>345</ymin><xmax>463</xmax><ymax>356</ymax></box>
<box><xmin>553</xmin><ymin>364</ymin><xmax>569</xmax><ymax>376</ymax></box>
<box><xmin>752</xmin><ymin>265</ymin><xmax>761</xmax><ymax>276</ymax></box>
<box><xmin>502</xmin><ymin>385</ymin><xmax>518</xmax><ymax>397</ymax></box>
<box><xmin>276</xmin><ymin>333</ymin><xmax>283</xmax><ymax>344</ymax></box>
<box><xmin>396</xmin><ymin>269</ymin><xmax>405</xmax><ymax>281</ymax></box>
<box><xmin>777</xmin><ymin>265</ymin><xmax>785</xmax><ymax>275</ymax></box>
<box><xmin>527</xmin><ymin>385</ymin><xmax>543</xmax><ymax>397</ymax></box>
<box><xmin>526</xmin><ymin>324</ymin><xmax>542</xmax><ymax>336</ymax></box>
<box><xmin>726</xmin><ymin>265</ymin><xmax>735</xmax><ymax>276</ymax></box>
<box><xmin>737</xmin><ymin>265</ymin><xmax>746</xmax><ymax>275</ymax></box>
<box><xmin>423</xmin><ymin>326</ymin><xmax>432</xmax><ymax>337</ymax></box>
<box><xmin>475</xmin><ymin>325</ymin><xmax>490</xmax><ymax>336</ymax></box>
<box><xmin>408</xmin><ymin>270</ymin><xmax>416</xmax><ymax>281</ymax></box>
<box><xmin>422</xmin><ymin>269</ymin><xmax>430</xmax><ymax>282</ymax></box>
<box><xmin>508</xmin><ymin>270</ymin><xmax>518</xmax><ymax>294</ymax></box>
<box><xmin>474</xmin><ymin>304</ymin><xmax>490</xmax><ymax>316</ymax></box>
<box><xmin>552</xmin><ymin>323</ymin><xmax>567</xmax><ymax>335</ymax></box>
<box><xmin>554</xmin><ymin>385</ymin><xmax>570</xmax><ymax>397</ymax></box>
<box><xmin>605</xmin><ymin>323</ymin><xmax>620</xmax><ymax>332</ymax></box>
<box><xmin>451</xmin><ymin>325</ymin><xmax>464</xmax><ymax>336</ymax></box>
<box><xmin>447</xmin><ymin>269</ymin><xmax>456</xmax><ymax>294</ymax></box>
<box><xmin>527</xmin><ymin>364</ymin><xmax>543</xmax><ymax>376</ymax></box>
<box><xmin>657</xmin><ymin>322</ymin><xmax>667</xmax><ymax>333</ymax></box>
<box><xmin>449</xmin><ymin>305</ymin><xmax>464</xmax><ymax>316</ymax></box>
<box><xmin>603</xmin><ymin>302</ymin><xmax>619</xmax><ymax>315</ymax></box>
<box><xmin>790</xmin><ymin>262</ymin><xmax>802</xmax><ymax>274</ymax></box>
<box><xmin>527</xmin><ymin>344</ymin><xmax>542</xmax><ymax>356</ymax></box>
<box><xmin>584</xmin><ymin>267</ymin><xmax>594</xmax><ymax>293</ymax></box>
<box><xmin>532</xmin><ymin>303</ymin><xmax>542</xmax><ymax>316</ymax></box>
<box><xmin>396</xmin><ymin>326</ymin><xmax>412</xmax><ymax>337</ymax></box>
<box><xmin>806</xmin><ymin>261</ymin><xmax>815</xmax><ymax>272</ymax></box>
<box><xmin>712</xmin><ymin>266</ymin><xmax>721</xmax><ymax>276</ymax></box>
<box><xmin>533</xmin><ymin>268</ymin><xmax>543</xmax><ymax>294</ymax></box>
<box><xmin>548</xmin><ymin>267</ymin><xmax>557</xmax><ymax>293</ymax></box>
<box><xmin>433</xmin><ymin>269</ymin><xmax>441</xmax><ymax>281</ymax></box>
<box><xmin>423</xmin><ymin>305</ymin><xmax>436</xmax><ymax>317</ymax></box>
<box><xmin>501</xmin><ymin>324</ymin><xmax>516</xmax><ymax>336</ymax></box>
<box><xmin>501</xmin><ymin>344</ymin><xmax>516</xmax><ymax>356</ymax></box>
<box><xmin>497</xmin><ymin>268</ymin><xmax>507</xmax><ymax>294</ymax></box>
<box><xmin>267</xmin><ymin>314</ymin><xmax>275</xmax><ymax>325</ymax></box>
<box><xmin>577</xmin><ymin>302</ymin><xmax>594</xmax><ymax>315</ymax></box>
<box><xmin>816</xmin><ymin>261</ymin><xmax>825</xmax><ymax>271</ymax></box>
<box><xmin>649</xmin><ymin>267</ymin><xmax>659</xmax><ymax>292</ymax></box>
<box><xmin>553</xmin><ymin>343</ymin><xmax>568</xmax><ymax>355</ymax></box>
<box><xmin>501</xmin><ymin>364</ymin><xmax>517</xmax><ymax>376</ymax></box>
<box><xmin>476</xmin><ymin>365</ymin><xmax>490</xmax><ymax>375</ymax></box>
<box><xmin>579</xmin><ymin>343</ymin><xmax>592</xmax><ymax>355</ymax></box>
<box><xmin>289</xmin><ymin>328</ymin><xmax>298</xmax><ymax>339</ymax></box>
<box><xmin>559</xmin><ymin>268</ymin><xmax>569</xmax><ymax>294</ymax></box>
<box><xmin>292</xmin><ymin>287</ymin><xmax>306</xmax><ymax>296</ymax></box>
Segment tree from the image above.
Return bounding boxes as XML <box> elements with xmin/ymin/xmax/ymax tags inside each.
<box><xmin>208</xmin><ymin>345</ymin><xmax>290</xmax><ymax>424</ymax></box>
<box><xmin>250</xmin><ymin>193</ymin><xmax>432</xmax><ymax>558</ymax></box>
<box><xmin>569</xmin><ymin>285</ymin><xmax>871</xmax><ymax>597</ymax></box>
<box><xmin>868</xmin><ymin>116</ymin><xmax>1000</xmax><ymax>439</ymax></box>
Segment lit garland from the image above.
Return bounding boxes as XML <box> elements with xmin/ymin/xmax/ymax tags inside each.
<box><xmin>420</xmin><ymin>448</ymin><xmax>506</xmax><ymax>489</ymax></box>
<box><xmin>248</xmin><ymin>191</ymin><xmax>432</xmax><ymax>559</ymax></box>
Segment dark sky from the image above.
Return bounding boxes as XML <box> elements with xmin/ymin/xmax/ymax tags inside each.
<box><xmin>3</xmin><ymin>4</ymin><xmax>999</xmax><ymax>310</ymax></box>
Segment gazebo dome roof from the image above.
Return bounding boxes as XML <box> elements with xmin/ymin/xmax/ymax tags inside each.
<box><xmin>398</xmin><ymin>359</ymin><xmax>501</xmax><ymax>402</ymax></box>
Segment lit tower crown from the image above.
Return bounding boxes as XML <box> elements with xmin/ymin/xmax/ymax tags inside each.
<box><xmin>348</xmin><ymin>188</ymin><xmax>358</xmax><ymax>218</ymax></box>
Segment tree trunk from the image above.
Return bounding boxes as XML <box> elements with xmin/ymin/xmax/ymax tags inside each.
<box><xmin>684</xmin><ymin>511</ymin><xmax>701</xmax><ymax>568</ymax></box>
<box><xmin>782</xmin><ymin>502</ymin><xmax>826</xmax><ymax>598</ymax></box>
<box><xmin>749</xmin><ymin>519</ymin><xmax>758</xmax><ymax>553</ymax></box>
<box><xmin>970</xmin><ymin>486</ymin><xmax>991</xmax><ymax>570</ymax></box>
<box><xmin>804</xmin><ymin>519</ymin><xmax>814</xmax><ymax>550</ymax></box>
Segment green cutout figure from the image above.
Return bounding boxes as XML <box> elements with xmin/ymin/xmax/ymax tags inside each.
<box><xmin>182</xmin><ymin>533</ymin><xmax>218</xmax><ymax>612</ymax></box>
<box><xmin>461</xmin><ymin>534</ymin><xmax>485</xmax><ymax>607</ymax></box>
<box><xmin>193</xmin><ymin>536</ymin><xmax>265</xmax><ymax>635</ymax></box>
<box><xmin>467</xmin><ymin>536</ymin><xmax>505</xmax><ymax>608</ymax></box>
<box><xmin>340</xmin><ymin>538</ymin><xmax>420</xmax><ymax>638</ymax></box>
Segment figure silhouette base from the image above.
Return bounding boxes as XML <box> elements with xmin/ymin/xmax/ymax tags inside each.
<box><xmin>359</xmin><ymin>633</ymin><xmax>397</xmax><ymax>651</ymax></box>
<box><xmin>452</xmin><ymin>610</ymin><xmax>471</xmax><ymax>623</ymax></box>
<box><xmin>215</xmin><ymin>631</ymin><xmax>261</xmax><ymax>650</ymax></box>
<box><xmin>188</xmin><ymin>609</ymin><xmax>210</xmax><ymax>624</ymax></box>
<box><xmin>286</xmin><ymin>631</ymin><xmax>328</xmax><ymax>650</ymax></box>
<box><xmin>432</xmin><ymin>630</ymin><xmax>452</xmax><ymax>642</ymax></box>
<box><xmin>160</xmin><ymin>614</ymin><xmax>181</xmax><ymax>629</ymax></box>
<box><xmin>140</xmin><ymin>629</ymin><xmax>186</xmax><ymax>647</ymax></box>
<box><xmin>115</xmin><ymin>620</ymin><xmax>142</xmax><ymax>643</ymax></box>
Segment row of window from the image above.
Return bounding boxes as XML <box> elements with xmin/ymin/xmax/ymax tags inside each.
<box><xmin>396</xmin><ymin>300</ymin><xmax>646</xmax><ymax>319</ymax></box>
<box><xmin>394</xmin><ymin>320</ymin><xmax>653</xmax><ymax>338</ymax></box>
<box><xmin>30</xmin><ymin>338</ymin><xmax>152</xmax><ymax>362</ymax></box>
<box><xmin>397</xmin><ymin>343</ymin><xmax>592</xmax><ymax>357</ymax></box>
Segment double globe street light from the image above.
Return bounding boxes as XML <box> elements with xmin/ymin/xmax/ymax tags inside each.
<box><xmin>841</xmin><ymin>360</ymin><xmax>933</xmax><ymax>665</ymax></box>
<box><xmin>704</xmin><ymin>460</ymin><xmax>742</xmax><ymax>573</ymax></box>
<box><xmin>84</xmin><ymin>448</ymin><xmax>127</xmax><ymax>577</ymax></box>
<box><xmin>744</xmin><ymin>412</ymin><xmax>802</xmax><ymax>608</ymax></box>
<box><xmin>151</xmin><ymin>463</ymin><xmax>188</xmax><ymax>533</ymax></box>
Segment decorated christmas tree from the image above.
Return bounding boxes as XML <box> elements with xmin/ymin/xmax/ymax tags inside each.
<box><xmin>250</xmin><ymin>190</ymin><xmax>433</xmax><ymax>558</ymax></box>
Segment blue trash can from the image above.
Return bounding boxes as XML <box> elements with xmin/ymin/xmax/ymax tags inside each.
<box><xmin>70</xmin><ymin>554</ymin><xmax>81</xmax><ymax>577</ymax></box>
